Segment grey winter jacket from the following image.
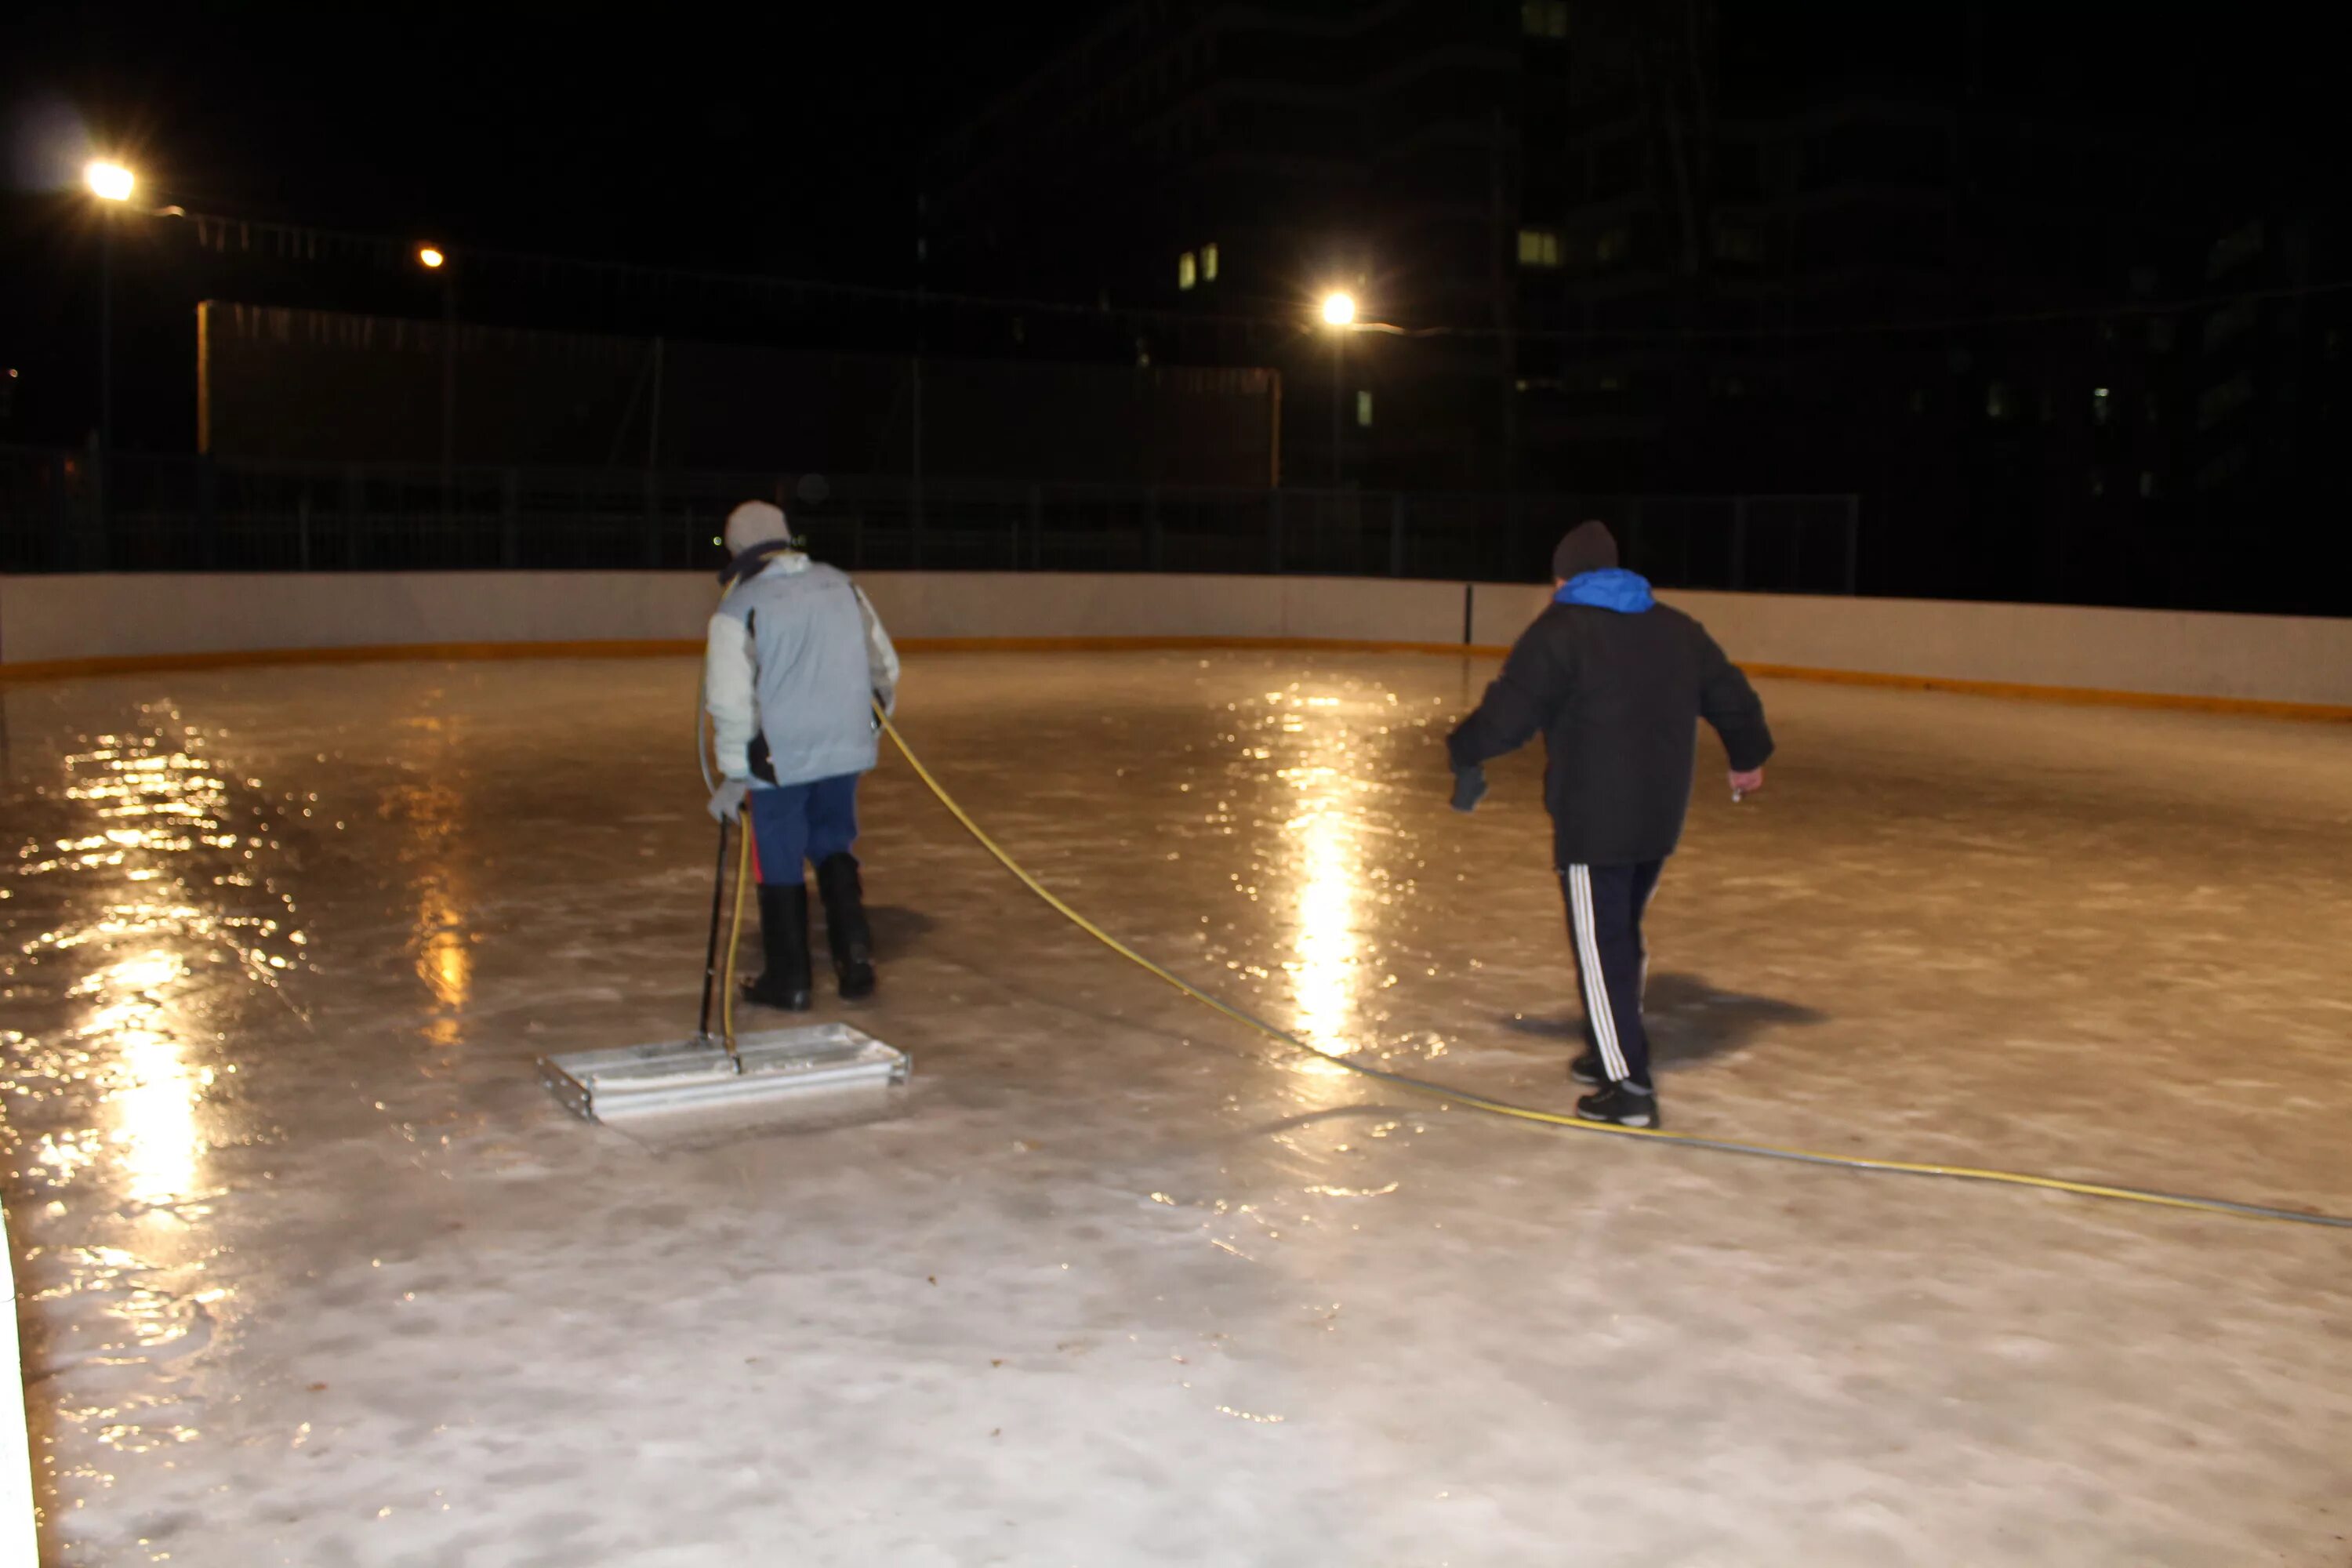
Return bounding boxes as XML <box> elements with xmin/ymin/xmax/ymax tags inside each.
<box><xmin>704</xmin><ymin>554</ymin><xmax>900</xmax><ymax>788</ymax></box>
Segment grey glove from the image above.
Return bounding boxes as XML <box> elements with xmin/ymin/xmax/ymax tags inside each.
<box><xmin>707</xmin><ymin>778</ymin><xmax>751</xmax><ymax>823</ymax></box>
<box><xmin>1450</xmin><ymin>765</ymin><xmax>1489</xmax><ymax>814</ymax></box>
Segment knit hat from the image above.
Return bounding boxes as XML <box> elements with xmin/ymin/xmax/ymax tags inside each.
<box><xmin>1552</xmin><ymin>520</ymin><xmax>1619</xmax><ymax>581</ymax></box>
<box><xmin>724</xmin><ymin>499</ymin><xmax>795</xmax><ymax>557</ymax></box>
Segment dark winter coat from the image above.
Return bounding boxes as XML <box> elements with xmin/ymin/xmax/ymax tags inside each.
<box><xmin>1447</xmin><ymin>582</ymin><xmax>1774</xmax><ymax>866</ymax></box>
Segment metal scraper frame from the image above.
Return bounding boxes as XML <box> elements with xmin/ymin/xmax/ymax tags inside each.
<box><xmin>539</xmin><ymin>812</ymin><xmax>909</xmax><ymax>1126</ymax></box>
<box><xmin>539</xmin><ymin>1021</ymin><xmax>910</xmax><ymax>1123</ymax></box>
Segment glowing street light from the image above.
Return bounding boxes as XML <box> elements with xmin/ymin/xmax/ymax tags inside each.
<box><xmin>87</xmin><ymin>160</ymin><xmax>140</xmax><ymax>503</ymax></box>
<box><xmin>85</xmin><ymin>161</ymin><xmax>135</xmax><ymax>201</ymax></box>
<box><xmin>1317</xmin><ymin>290</ymin><xmax>1361</xmax><ymax>490</ymax></box>
<box><xmin>417</xmin><ymin>245</ymin><xmax>446</xmax><ymax>269</ymax></box>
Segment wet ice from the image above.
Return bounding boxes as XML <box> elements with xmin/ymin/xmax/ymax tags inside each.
<box><xmin>2</xmin><ymin>652</ymin><xmax>2349</xmax><ymax>1566</ymax></box>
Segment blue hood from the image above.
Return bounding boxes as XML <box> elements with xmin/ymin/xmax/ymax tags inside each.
<box><xmin>1553</xmin><ymin>568</ymin><xmax>1656</xmax><ymax>613</ymax></box>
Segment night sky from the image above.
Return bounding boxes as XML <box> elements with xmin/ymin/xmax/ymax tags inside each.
<box><xmin>4</xmin><ymin>2</ymin><xmax>1109</xmax><ymax>274</ymax></box>
<box><xmin>10</xmin><ymin>3</ymin><xmax>2331</xmax><ymax>287</ymax></box>
<box><xmin>2</xmin><ymin>2</ymin><xmax>2341</xmax><ymax>456</ymax></box>
<box><xmin>1</xmin><ymin>0</ymin><xmax>1099</xmax><ymax>448</ymax></box>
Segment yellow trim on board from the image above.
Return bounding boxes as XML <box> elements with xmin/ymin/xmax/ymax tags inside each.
<box><xmin>2</xmin><ymin>634</ymin><xmax>2347</xmax><ymax>722</ymax></box>
<box><xmin>0</xmin><ymin>639</ymin><xmax>703</xmax><ymax>682</ymax></box>
<box><xmin>1736</xmin><ymin>662</ymin><xmax>2352</xmax><ymax>723</ymax></box>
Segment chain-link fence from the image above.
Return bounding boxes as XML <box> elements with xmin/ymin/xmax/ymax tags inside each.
<box><xmin>0</xmin><ymin>447</ymin><xmax>1858</xmax><ymax>592</ymax></box>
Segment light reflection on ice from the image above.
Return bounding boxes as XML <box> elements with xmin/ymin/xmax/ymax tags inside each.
<box><xmin>383</xmin><ymin>771</ymin><xmax>472</xmax><ymax>1049</ymax></box>
<box><xmin>1276</xmin><ymin>690</ymin><xmax>1373</xmax><ymax>1065</ymax></box>
<box><xmin>2</xmin><ymin>715</ymin><xmax>303</xmax><ymax>1464</ymax></box>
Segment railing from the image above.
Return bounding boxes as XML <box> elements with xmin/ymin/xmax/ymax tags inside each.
<box><xmin>0</xmin><ymin>448</ymin><xmax>1859</xmax><ymax>593</ymax></box>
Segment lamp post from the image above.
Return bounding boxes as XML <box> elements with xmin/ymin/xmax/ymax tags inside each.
<box><xmin>85</xmin><ymin>161</ymin><xmax>134</xmax><ymax>548</ymax></box>
<box><xmin>1319</xmin><ymin>290</ymin><xmax>1355</xmax><ymax>491</ymax></box>
<box><xmin>86</xmin><ymin>162</ymin><xmax>133</xmax><ymax>457</ymax></box>
<box><xmin>418</xmin><ymin>245</ymin><xmax>455</xmax><ymax>500</ymax></box>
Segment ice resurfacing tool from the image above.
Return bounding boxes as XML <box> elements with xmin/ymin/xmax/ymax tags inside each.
<box><xmin>538</xmin><ymin>812</ymin><xmax>909</xmax><ymax>1128</ymax></box>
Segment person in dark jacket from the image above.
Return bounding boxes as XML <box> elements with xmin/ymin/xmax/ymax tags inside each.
<box><xmin>1447</xmin><ymin>520</ymin><xmax>1773</xmax><ymax>1127</ymax></box>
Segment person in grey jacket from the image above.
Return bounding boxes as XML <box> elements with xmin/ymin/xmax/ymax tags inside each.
<box><xmin>705</xmin><ymin>500</ymin><xmax>901</xmax><ymax>1009</ymax></box>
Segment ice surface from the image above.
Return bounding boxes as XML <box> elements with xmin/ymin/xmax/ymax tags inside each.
<box><xmin>3</xmin><ymin>651</ymin><xmax>2349</xmax><ymax>1566</ymax></box>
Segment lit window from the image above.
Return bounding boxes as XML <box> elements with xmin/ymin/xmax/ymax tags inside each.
<box><xmin>1521</xmin><ymin>1</ymin><xmax>1569</xmax><ymax>39</ymax></box>
<box><xmin>1356</xmin><ymin>390</ymin><xmax>1374</xmax><ymax>426</ymax></box>
<box><xmin>1516</xmin><ymin>227</ymin><xmax>1561</xmax><ymax>268</ymax></box>
<box><xmin>1200</xmin><ymin>242</ymin><xmax>1218</xmax><ymax>281</ymax></box>
<box><xmin>1595</xmin><ymin>227</ymin><xmax>1628</xmax><ymax>266</ymax></box>
<box><xmin>1986</xmin><ymin>382</ymin><xmax>2014</xmax><ymax>420</ymax></box>
<box><xmin>2091</xmin><ymin>387</ymin><xmax>2112</xmax><ymax>426</ymax></box>
<box><xmin>1178</xmin><ymin>251</ymin><xmax>1197</xmax><ymax>290</ymax></box>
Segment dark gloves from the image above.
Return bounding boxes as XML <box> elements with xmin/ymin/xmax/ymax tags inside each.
<box><xmin>1449</xmin><ymin>765</ymin><xmax>1489</xmax><ymax>814</ymax></box>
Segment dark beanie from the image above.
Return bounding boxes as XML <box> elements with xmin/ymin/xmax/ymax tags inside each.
<box><xmin>1552</xmin><ymin>520</ymin><xmax>1619</xmax><ymax>580</ymax></box>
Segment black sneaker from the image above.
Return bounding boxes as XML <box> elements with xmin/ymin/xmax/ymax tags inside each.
<box><xmin>1569</xmin><ymin>1050</ymin><xmax>1604</xmax><ymax>1086</ymax></box>
<box><xmin>1575</xmin><ymin>1082</ymin><xmax>1661</xmax><ymax>1128</ymax></box>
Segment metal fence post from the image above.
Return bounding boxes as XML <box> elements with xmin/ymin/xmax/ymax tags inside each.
<box><xmin>1388</xmin><ymin>492</ymin><xmax>1407</xmax><ymax>578</ymax></box>
<box><xmin>1268</xmin><ymin>489</ymin><xmax>1285</xmax><ymax>574</ymax></box>
<box><xmin>644</xmin><ymin>470</ymin><xmax>662</xmax><ymax>567</ymax></box>
<box><xmin>196</xmin><ymin>455</ymin><xmax>219</xmax><ymax>569</ymax></box>
<box><xmin>1730</xmin><ymin>496</ymin><xmax>1748</xmax><ymax>591</ymax></box>
<box><xmin>344</xmin><ymin>465</ymin><xmax>365</xmax><ymax>569</ymax></box>
<box><xmin>81</xmin><ymin>438</ymin><xmax>109</xmax><ymax>572</ymax></box>
<box><xmin>49</xmin><ymin>451</ymin><xmax>71</xmax><ymax>571</ymax></box>
<box><xmin>500</xmin><ymin>468</ymin><xmax>521</xmax><ymax>568</ymax></box>
<box><xmin>1843</xmin><ymin>494</ymin><xmax>1860</xmax><ymax>595</ymax></box>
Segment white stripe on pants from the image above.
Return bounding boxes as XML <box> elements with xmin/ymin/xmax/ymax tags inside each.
<box><xmin>1566</xmin><ymin>864</ymin><xmax>1628</xmax><ymax>1082</ymax></box>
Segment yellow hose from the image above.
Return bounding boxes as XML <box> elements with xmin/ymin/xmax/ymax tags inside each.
<box><xmin>875</xmin><ymin>709</ymin><xmax>2350</xmax><ymax>1232</ymax></box>
<box><xmin>719</xmin><ymin>805</ymin><xmax>754</xmax><ymax>1061</ymax></box>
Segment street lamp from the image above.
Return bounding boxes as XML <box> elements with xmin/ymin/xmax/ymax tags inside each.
<box><xmin>85</xmin><ymin>162</ymin><xmax>135</xmax><ymax>202</ymax></box>
<box><xmin>416</xmin><ymin>245</ymin><xmax>456</xmax><ymax>494</ymax></box>
<box><xmin>86</xmin><ymin>160</ymin><xmax>136</xmax><ymax>545</ymax></box>
<box><xmin>1319</xmin><ymin>292</ymin><xmax>1357</xmax><ymax>489</ymax></box>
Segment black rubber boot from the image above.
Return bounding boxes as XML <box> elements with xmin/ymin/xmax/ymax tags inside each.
<box><xmin>815</xmin><ymin>853</ymin><xmax>877</xmax><ymax>1000</ymax></box>
<box><xmin>743</xmin><ymin>883</ymin><xmax>813</xmax><ymax>1011</ymax></box>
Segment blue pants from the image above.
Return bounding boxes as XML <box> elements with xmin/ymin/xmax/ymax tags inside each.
<box><xmin>748</xmin><ymin>773</ymin><xmax>861</xmax><ymax>887</ymax></box>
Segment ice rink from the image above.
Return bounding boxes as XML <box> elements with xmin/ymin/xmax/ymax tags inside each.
<box><xmin>4</xmin><ymin>649</ymin><xmax>2350</xmax><ymax>1566</ymax></box>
